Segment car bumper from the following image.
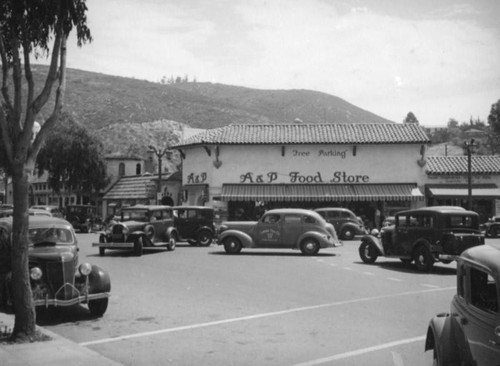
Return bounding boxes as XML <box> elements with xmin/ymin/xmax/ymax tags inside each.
<box><xmin>93</xmin><ymin>242</ymin><xmax>134</xmax><ymax>249</ymax></box>
<box><xmin>322</xmin><ymin>237</ymin><xmax>343</xmax><ymax>248</ymax></box>
<box><xmin>33</xmin><ymin>291</ymin><xmax>109</xmax><ymax>307</ymax></box>
<box><xmin>438</xmin><ymin>254</ymin><xmax>459</xmax><ymax>261</ymax></box>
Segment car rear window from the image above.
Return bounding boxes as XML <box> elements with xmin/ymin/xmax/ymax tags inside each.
<box><xmin>446</xmin><ymin>215</ymin><xmax>475</xmax><ymax>229</ymax></box>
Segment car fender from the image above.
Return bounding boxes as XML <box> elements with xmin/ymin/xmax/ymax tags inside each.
<box><xmin>340</xmin><ymin>223</ymin><xmax>359</xmax><ymax>234</ymax></box>
<box><xmin>88</xmin><ymin>264</ymin><xmax>111</xmax><ymax>294</ymax></box>
<box><xmin>218</xmin><ymin>229</ymin><xmax>254</xmax><ymax>248</ymax></box>
<box><xmin>296</xmin><ymin>231</ymin><xmax>331</xmax><ymax>248</ymax></box>
<box><xmin>166</xmin><ymin>226</ymin><xmax>178</xmax><ymax>241</ymax></box>
<box><xmin>425</xmin><ymin>313</ymin><xmax>460</xmax><ymax>365</ymax></box>
<box><xmin>360</xmin><ymin>235</ymin><xmax>384</xmax><ymax>256</ymax></box>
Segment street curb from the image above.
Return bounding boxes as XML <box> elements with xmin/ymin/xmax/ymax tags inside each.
<box><xmin>0</xmin><ymin>312</ymin><xmax>123</xmax><ymax>366</ymax></box>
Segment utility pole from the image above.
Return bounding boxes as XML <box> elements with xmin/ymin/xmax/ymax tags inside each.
<box><xmin>463</xmin><ymin>139</ymin><xmax>476</xmax><ymax>211</ymax></box>
<box><xmin>148</xmin><ymin>145</ymin><xmax>170</xmax><ymax>204</ymax></box>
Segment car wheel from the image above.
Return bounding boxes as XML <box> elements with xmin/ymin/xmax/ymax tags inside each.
<box><xmin>223</xmin><ymin>237</ymin><xmax>242</xmax><ymax>254</ymax></box>
<box><xmin>197</xmin><ymin>230</ymin><xmax>213</xmax><ymax>246</ymax></box>
<box><xmin>300</xmin><ymin>238</ymin><xmax>320</xmax><ymax>255</ymax></box>
<box><xmin>134</xmin><ymin>237</ymin><xmax>144</xmax><ymax>256</ymax></box>
<box><xmin>341</xmin><ymin>227</ymin><xmax>355</xmax><ymax>240</ymax></box>
<box><xmin>88</xmin><ymin>298</ymin><xmax>108</xmax><ymax>317</ymax></box>
<box><xmin>491</xmin><ymin>226</ymin><xmax>499</xmax><ymax>238</ymax></box>
<box><xmin>413</xmin><ymin>245</ymin><xmax>434</xmax><ymax>272</ymax></box>
<box><xmin>400</xmin><ymin>258</ymin><xmax>412</xmax><ymax>265</ymax></box>
<box><xmin>359</xmin><ymin>242</ymin><xmax>378</xmax><ymax>264</ymax></box>
<box><xmin>167</xmin><ymin>236</ymin><xmax>176</xmax><ymax>251</ymax></box>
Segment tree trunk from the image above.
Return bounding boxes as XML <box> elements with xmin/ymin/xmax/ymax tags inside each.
<box><xmin>10</xmin><ymin>162</ymin><xmax>36</xmax><ymax>341</ymax></box>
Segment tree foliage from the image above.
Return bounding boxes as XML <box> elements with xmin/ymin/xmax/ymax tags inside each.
<box><xmin>0</xmin><ymin>0</ymin><xmax>91</xmax><ymax>341</ymax></box>
<box><xmin>488</xmin><ymin>99</ymin><xmax>500</xmax><ymax>134</ymax></box>
<box><xmin>403</xmin><ymin>111</ymin><xmax>419</xmax><ymax>124</ymax></box>
<box><xmin>36</xmin><ymin>114</ymin><xmax>108</xmax><ymax>200</ymax></box>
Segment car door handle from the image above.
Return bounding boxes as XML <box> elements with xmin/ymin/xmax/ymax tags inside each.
<box><xmin>489</xmin><ymin>340</ymin><xmax>500</xmax><ymax>346</ymax></box>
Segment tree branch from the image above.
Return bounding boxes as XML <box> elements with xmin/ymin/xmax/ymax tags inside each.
<box><xmin>10</xmin><ymin>36</ymin><xmax>22</xmax><ymax>136</ymax></box>
<box><xmin>0</xmin><ymin>32</ymin><xmax>13</xmax><ymax>113</ymax></box>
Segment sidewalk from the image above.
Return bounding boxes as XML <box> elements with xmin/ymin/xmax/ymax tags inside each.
<box><xmin>0</xmin><ymin>312</ymin><xmax>122</xmax><ymax>366</ymax></box>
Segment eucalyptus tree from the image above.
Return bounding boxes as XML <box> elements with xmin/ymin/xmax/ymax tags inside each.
<box><xmin>0</xmin><ymin>0</ymin><xmax>91</xmax><ymax>341</ymax></box>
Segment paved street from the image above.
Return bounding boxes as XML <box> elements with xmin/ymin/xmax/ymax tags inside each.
<box><xmin>37</xmin><ymin>234</ymin><xmax>480</xmax><ymax>366</ymax></box>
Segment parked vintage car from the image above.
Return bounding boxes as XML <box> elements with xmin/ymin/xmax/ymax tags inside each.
<box><xmin>93</xmin><ymin>205</ymin><xmax>177</xmax><ymax>256</ymax></box>
<box><xmin>358</xmin><ymin>206</ymin><xmax>485</xmax><ymax>271</ymax></box>
<box><xmin>425</xmin><ymin>245</ymin><xmax>500</xmax><ymax>365</ymax></box>
<box><xmin>0</xmin><ymin>216</ymin><xmax>110</xmax><ymax>316</ymax></box>
<box><xmin>217</xmin><ymin>208</ymin><xmax>342</xmax><ymax>255</ymax></box>
<box><xmin>30</xmin><ymin>205</ymin><xmax>64</xmax><ymax>218</ymax></box>
<box><xmin>65</xmin><ymin>204</ymin><xmax>99</xmax><ymax>233</ymax></box>
<box><xmin>173</xmin><ymin>206</ymin><xmax>215</xmax><ymax>246</ymax></box>
<box><xmin>314</xmin><ymin>207</ymin><xmax>367</xmax><ymax>240</ymax></box>
<box><xmin>0</xmin><ymin>208</ymin><xmax>52</xmax><ymax>218</ymax></box>
<box><xmin>481</xmin><ymin>216</ymin><xmax>500</xmax><ymax>238</ymax></box>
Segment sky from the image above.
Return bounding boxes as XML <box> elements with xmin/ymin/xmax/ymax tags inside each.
<box><xmin>61</xmin><ymin>0</ymin><xmax>500</xmax><ymax>127</ymax></box>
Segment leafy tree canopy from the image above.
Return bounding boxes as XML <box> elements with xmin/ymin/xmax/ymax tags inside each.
<box><xmin>36</xmin><ymin>114</ymin><xmax>108</xmax><ymax>196</ymax></box>
<box><xmin>403</xmin><ymin>111</ymin><xmax>419</xmax><ymax>124</ymax></box>
<box><xmin>488</xmin><ymin>99</ymin><xmax>500</xmax><ymax>135</ymax></box>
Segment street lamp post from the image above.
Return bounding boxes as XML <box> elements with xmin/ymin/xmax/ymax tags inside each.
<box><xmin>463</xmin><ymin>139</ymin><xmax>476</xmax><ymax>211</ymax></box>
<box><xmin>148</xmin><ymin>145</ymin><xmax>170</xmax><ymax>204</ymax></box>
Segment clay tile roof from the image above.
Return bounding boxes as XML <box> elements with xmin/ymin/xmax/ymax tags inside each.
<box><xmin>172</xmin><ymin>123</ymin><xmax>430</xmax><ymax>147</ymax></box>
<box><xmin>103</xmin><ymin>175</ymin><xmax>157</xmax><ymax>200</ymax></box>
<box><xmin>426</xmin><ymin>156</ymin><xmax>500</xmax><ymax>175</ymax></box>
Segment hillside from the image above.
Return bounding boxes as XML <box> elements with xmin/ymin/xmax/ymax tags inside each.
<box><xmin>27</xmin><ymin>65</ymin><xmax>396</xmax><ymax>158</ymax></box>
<box><xmin>31</xmin><ymin>65</ymin><xmax>394</xmax><ymax>129</ymax></box>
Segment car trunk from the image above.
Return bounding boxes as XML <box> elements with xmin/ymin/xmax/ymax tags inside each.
<box><xmin>441</xmin><ymin>232</ymin><xmax>485</xmax><ymax>255</ymax></box>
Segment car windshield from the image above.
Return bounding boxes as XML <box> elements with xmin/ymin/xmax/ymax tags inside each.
<box><xmin>28</xmin><ymin>227</ymin><xmax>74</xmax><ymax>245</ymax></box>
<box><xmin>122</xmin><ymin>210</ymin><xmax>149</xmax><ymax>222</ymax></box>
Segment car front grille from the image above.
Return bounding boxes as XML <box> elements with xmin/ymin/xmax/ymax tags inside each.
<box><xmin>112</xmin><ymin>224</ymin><xmax>124</xmax><ymax>235</ymax></box>
<box><xmin>31</xmin><ymin>261</ymin><xmax>78</xmax><ymax>301</ymax></box>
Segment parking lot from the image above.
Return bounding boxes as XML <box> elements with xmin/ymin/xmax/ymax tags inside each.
<box><xmin>38</xmin><ymin>233</ymin><xmax>480</xmax><ymax>366</ymax></box>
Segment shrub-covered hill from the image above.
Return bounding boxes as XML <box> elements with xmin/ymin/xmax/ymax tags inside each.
<box><xmin>28</xmin><ymin>65</ymin><xmax>395</xmax><ymax>157</ymax></box>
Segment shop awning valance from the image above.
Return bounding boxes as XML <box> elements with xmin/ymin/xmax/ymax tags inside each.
<box><xmin>220</xmin><ymin>184</ymin><xmax>423</xmax><ymax>202</ymax></box>
<box><xmin>428</xmin><ymin>185</ymin><xmax>500</xmax><ymax>198</ymax></box>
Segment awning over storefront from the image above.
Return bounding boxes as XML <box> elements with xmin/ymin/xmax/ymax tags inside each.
<box><xmin>427</xmin><ymin>185</ymin><xmax>500</xmax><ymax>198</ymax></box>
<box><xmin>221</xmin><ymin>184</ymin><xmax>423</xmax><ymax>202</ymax></box>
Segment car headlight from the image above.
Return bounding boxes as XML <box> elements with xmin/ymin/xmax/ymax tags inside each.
<box><xmin>30</xmin><ymin>267</ymin><xmax>43</xmax><ymax>281</ymax></box>
<box><xmin>79</xmin><ymin>262</ymin><xmax>92</xmax><ymax>276</ymax></box>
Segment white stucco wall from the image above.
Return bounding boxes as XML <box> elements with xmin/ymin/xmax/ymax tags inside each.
<box><xmin>181</xmin><ymin>143</ymin><xmax>428</xmax><ymax>206</ymax></box>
